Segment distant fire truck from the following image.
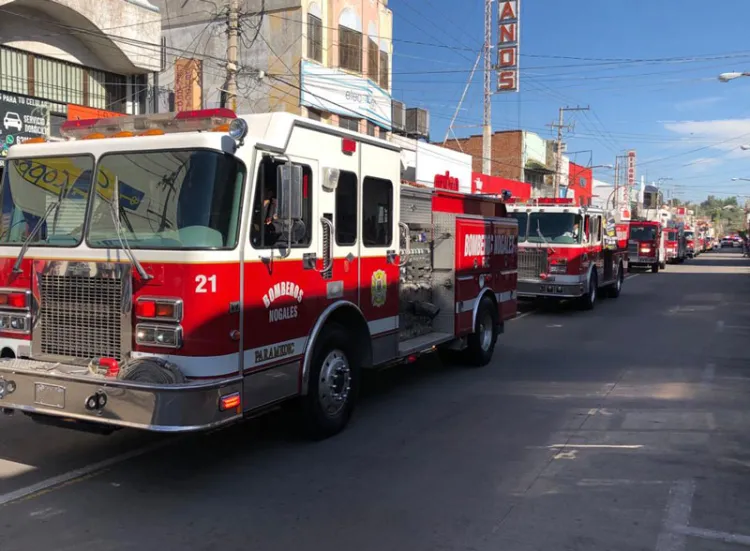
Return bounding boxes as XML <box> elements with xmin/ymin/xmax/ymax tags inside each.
<box><xmin>627</xmin><ymin>220</ymin><xmax>664</xmax><ymax>272</ymax></box>
<box><xmin>507</xmin><ymin>198</ymin><xmax>628</xmax><ymax>309</ymax></box>
<box><xmin>0</xmin><ymin>110</ymin><xmax>518</xmax><ymax>438</ymax></box>
<box><xmin>664</xmin><ymin>225</ymin><xmax>686</xmax><ymax>264</ymax></box>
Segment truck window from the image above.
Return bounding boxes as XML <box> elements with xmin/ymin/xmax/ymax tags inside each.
<box><xmin>335</xmin><ymin>171</ymin><xmax>357</xmax><ymax>246</ymax></box>
<box><xmin>509</xmin><ymin>212</ymin><xmax>528</xmax><ymax>241</ymax></box>
<box><xmin>0</xmin><ymin>156</ymin><xmax>94</xmax><ymax>246</ymax></box>
<box><xmin>527</xmin><ymin>212</ymin><xmax>582</xmax><ymax>244</ymax></box>
<box><xmin>87</xmin><ymin>150</ymin><xmax>245</xmax><ymax>250</ymax></box>
<box><xmin>630</xmin><ymin>226</ymin><xmax>657</xmax><ymax>241</ymax></box>
<box><xmin>250</xmin><ymin>157</ymin><xmax>313</xmax><ymax>249</ymax></box>
<box><xmin>362</xmin><ymin>176</ymin><xmax>392</xmax><ymax>247</ymax></box>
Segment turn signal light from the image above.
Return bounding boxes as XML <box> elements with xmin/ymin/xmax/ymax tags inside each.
<box><xmin>0</xmin><ymin>291</ymin><xmax>28</xmax><ymax>309</ymax></box>
<box><xmin>219</xmin><ymin>392</ymin><xmax>241</xmax><ymax>412</ymax></box>
<box><xmin>135</xmin><ymin>298</ymin><xmax>183</xmax><ymax>322</ymax></box>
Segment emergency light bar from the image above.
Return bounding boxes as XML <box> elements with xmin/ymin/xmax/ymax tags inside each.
<box><xmin>509</xmin><ymin>197</ymin><xmax>576</xmax><ymax>206</ymax></box>
<box><xmin>59</xmin><ymin>108</ymin><xmax>237</xmax><ymax>140</ymax></box>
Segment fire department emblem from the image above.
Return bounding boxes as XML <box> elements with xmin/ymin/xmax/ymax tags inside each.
<box><xmin>371</xmin><ymin>270</ymin><xmax>387</xmax><ymax>307</ymax></box>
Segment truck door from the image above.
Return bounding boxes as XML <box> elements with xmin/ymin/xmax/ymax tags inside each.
<box><xmin>357</xmin><ymin>142</ymin><xmax>399</xmax><ymax>364</ymax></box>
<box><xmin>243</xmin><ymin>153</ymin><xmax>320</xmax><ymax>408</ymax></box>
<box><xmin>591</xmin><ymin>214</ymin><xmax>604</xmax><ymax>281</ymax></box>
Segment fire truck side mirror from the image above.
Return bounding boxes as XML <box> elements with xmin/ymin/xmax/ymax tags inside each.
<box><xmin>277</xmin><ymin>164</ymin><xmax>303</xmax><ymax>221</ymax></box>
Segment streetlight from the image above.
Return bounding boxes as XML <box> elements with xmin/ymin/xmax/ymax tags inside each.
<box><xmin>718</xmin><ymin>72</ymin><xmax>750</xmax><ymax>82</ymax></box>
<box><xmin>740</xmin><ymin>145</ymin><xmax>750</xmax><ymax>151</ymax></box>
<box><xmin>731</xmin><ymin>178</ymin><xmax>750</xmax><ymax>182</ymax></box>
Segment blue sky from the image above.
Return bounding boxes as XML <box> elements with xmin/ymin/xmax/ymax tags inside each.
<box><xmin>390</xmin><ymin>0</ymin><xmax>750</xmax><ymax>202</ymax></box>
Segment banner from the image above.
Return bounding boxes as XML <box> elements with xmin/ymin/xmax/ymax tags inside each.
<box><xmin>0</xmin><ymin>92</ymin><xmax>49</xmax><ymax>167</ymax></box>
<box><xmin>496</xmin><ymin>0</ymin><xmax>520</xmax><ymax>92</ymax></box>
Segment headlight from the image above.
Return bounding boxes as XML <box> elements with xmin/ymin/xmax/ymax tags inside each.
<box><xmin>135</xmin><ymin>324</ymin><xmax>183</xmax><ymax>349</ymax></box>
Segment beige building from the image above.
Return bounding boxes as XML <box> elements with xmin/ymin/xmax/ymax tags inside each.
<box><xmin>154</xmin><ymin>0</ymin><xmax>393</xmax><ymax>133</ymax></box>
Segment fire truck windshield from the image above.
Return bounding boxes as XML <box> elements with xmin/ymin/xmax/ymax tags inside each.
<box><xmin>509</xmin><ymin>212</ymin><xmax>528</xmax><ymax>240</ymax></box>
<box><xmin>526</xmin><ymin>212</ymin><xmax>582</xmax><ymax>244</ymax></box>
<box><xmin>630</xmin><ymin>226</ymin><xmax>657</xmax><ymax>241</ymax></box>
<box><xmin>684</xmin><ymin>231</ymin><xmax>694</xmax><ymax>240</ymax></box>
<box><xmin>0</xmin><ymin>156</ymin><xmax>94</xmax><ymax>246</ymax></box>
<box><xmin>87</xmin><ymin>149</ymin><xmax>245</xmax><ymax>250</ymax></box>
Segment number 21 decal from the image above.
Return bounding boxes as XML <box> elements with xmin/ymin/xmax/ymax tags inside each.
<box><xmin>195</xmin><ymin>274</ymin><xmax>217</xmax><ymax>293</ymax></box>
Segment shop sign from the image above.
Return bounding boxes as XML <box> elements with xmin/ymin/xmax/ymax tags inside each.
<box><xmin>496</xmin><ymin>0</ymin><xmax>520</xmax><ymax>92</ymax></box>
<box><xmin>0</xmin><ymin>92</ymin><xmax>49</xmax><ymax>168</ymax></box>
<box><xmin>300</xmin><ymin>61</ymin><xmax>392</xmax><ymax>129</ymax></box>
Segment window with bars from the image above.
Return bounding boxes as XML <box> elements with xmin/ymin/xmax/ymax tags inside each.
<box><xmin>339</xmin><ymin>116</ymin><xmax>359</xmax><ymax>132</ymax></box>
<box><xmin>366</xmin><ymin>121</ymin><xmax>376</xmax><ymax>136</ymax></box>
<box><xmin>379</xmin><ymin>50</ymin><xmax>389</xmax><ymax>89</ymax></box>
<box><xmin>339</xmin><ymin>26</ymin><xmax>362</xmax><ymax>73</ymax></box>
<box><xmin>308</xmin><ymin>15</ymin><xmax>323</xmax><ymax>62</ymax></box>
<box><xmin>367</xmin><ymin>38</ymin><xmax>378</xmax><ymax>81</ymax></box>
<box><xmin>0</xmin><ymin>45</ymin><xmax>131</xmax><ymax>113</ymax></box>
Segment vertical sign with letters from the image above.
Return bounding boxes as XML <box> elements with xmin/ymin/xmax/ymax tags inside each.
<box><xmin>496</xmin><ymin>0</ymin><xmax>520</xmax><ymax>92</ymax></box>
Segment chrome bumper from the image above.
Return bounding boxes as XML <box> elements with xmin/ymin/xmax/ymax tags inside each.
<box><xmin>0</xmin><ymin>358</ymin><xmax>243</xmax><ymax>432</ymax></box>
<box><xmin>517</xmin><ymin>279</ymin><xmax>585</xmax><ymax>299</ymax></box>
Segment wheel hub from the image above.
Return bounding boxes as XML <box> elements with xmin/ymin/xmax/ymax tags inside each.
<box><xmin>478</xmin><ymin>312</ymin><xmax>493</xmax><ymax>351</ymax></box>
<box><xmin>318</xmin><ymin>350</ymin><xmax>351</xmax><ymax>417</ymax></box>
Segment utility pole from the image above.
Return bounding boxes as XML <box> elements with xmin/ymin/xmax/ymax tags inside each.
<box><xmin>482</xmin><ymin>0</ymin><xmax>492</xmax><ymax>175</ymax></box>
<box><xmin>548</xmin><ymin>106</ymin><xmax>589</xmax><ymax>198</ymax></box>
<box><xmin>226</xmin><ymin>0</ymin><xmax>239</xmax><ymax>111</ymax></box>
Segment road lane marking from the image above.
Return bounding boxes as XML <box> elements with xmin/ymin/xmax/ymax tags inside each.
<box><xmin>0</xmin><ymin>438</ymin><xmax>177</xmax><ymax>507</ymax></box>
<box><xmin>675</xmin><ymin>526</ymin><xmax>750</xmax><ymax>546</ymax></box>
<box><xmin>0</xmin><ymin>459</ymin><xmax>36</xmax><ymax>479</ymax></box>
<box><xmin>655</xmin><ymin>479</ymin><xmax>695</xmax><ymax>551</ymax></box>
<box><xmin>547</xmin><ymin>444</ymin><xmax>643</xmax><ymax>449</ymax></box>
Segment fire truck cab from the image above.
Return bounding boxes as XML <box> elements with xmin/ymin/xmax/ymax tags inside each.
<box><xmin>0</xmin><ymin>109</ymin><xmax>518</xmax><ymax>438</ymax></box>
<box><xmin>628</xmin><ymin>220</ymin><xmax>664</xmax><ymax>272</ymax></box>
<box><xmin>508</xmin><ymin>198</ymin><xmax>627</xmax><ymax>309</ymax></box>
<box><xmin>664</xmin><ymin>225</ymin><xmax>686</xmax><ymax>264</ymax></box>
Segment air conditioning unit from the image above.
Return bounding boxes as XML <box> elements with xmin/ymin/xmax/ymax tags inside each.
<box><xmin>392</xmin><ymin>100</ymin><xmax>406</xmax><ymax>132</ymax></box>
<box><xmin>405</xmin><ymin>108</ymin><xmax>429</xmax><ymax>139</ymax></box>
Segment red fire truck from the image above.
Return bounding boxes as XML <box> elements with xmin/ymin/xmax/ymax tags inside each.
<box><xmin>628</xmin><ymin>220</ymin><xmax>664</xmax><ymax>272</ymax></box>
<box><xmin>507</xmin><ymin>198</ymin><xmax>628</xmax><ymax>309</ymax></box>
<box><xmin>664</xmin><ymin>226</ymin><xmax>686</xmax><ymax>264</ymax></box>
<box><xmin>684</xmin><ymin>227</ymin><xmax>696</xmax><ymax>258</ymax></box>
<box><xmin>0</xmin><ymin>109</ymin><xmax>518</xmax><ymax>438</ymax></box>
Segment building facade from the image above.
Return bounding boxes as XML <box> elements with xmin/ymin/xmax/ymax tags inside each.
<box><xmin>569</xmin><ymin>162</ymin><xmax>593</xmax><ymax>206</ymax></box>
<box><xmin>0</xmin><ymin>0</ymin><xmax>161</xmax><ymax>155</ymax></box>
<box><xmin>154</xmin><ymin>0</ymin><xmax>393</xmax><ymax>135</ymax></box>
<box><xmin>441</xmin><ymin>130</ymin><xmax>558</xmax><ymax>196</ymax></box>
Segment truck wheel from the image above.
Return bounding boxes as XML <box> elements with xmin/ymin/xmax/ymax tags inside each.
<box><xmin>300</xmin><ymin>323</ymin><xmax>359</xmax><ymax>440</ymax></box>
<box><xmin>651</xmin><ymin>262</ymin><xmax>659</xmax><ymax>273</ymax></box>
<box><xmin>579</xmin><ymin>272</ymin><xmax>597</xmax><ymax>310</ymax></box>
<box><xmin>464</xmin><ymin>296</ymin><xmax>498</xmax><ymax>367</ymax></box>
<box><xmin>607</xmin><ymin>265</ymin><xmax>624</xmax><ymax>298</ymax></box>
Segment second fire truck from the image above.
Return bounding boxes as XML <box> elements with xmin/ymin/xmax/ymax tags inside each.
<box><xmin>0</xmin><ymin>110</ymin><xmax>518</xmax><ymax>438</ymax></box>
<box><xmin>508</xmin><ymin>198</ymin><xmax>628</xmax><ymax>309</ymax></box>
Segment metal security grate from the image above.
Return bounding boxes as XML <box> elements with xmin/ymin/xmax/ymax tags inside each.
<box><xmin>38</xmin><ymin>275</ymin><xmax>123</xmax><ymax>360</ymax></box>
<box><xmin>517</xmin><ymin>248</ymin><xmax>548</xmax><ymax>279</ymax></box>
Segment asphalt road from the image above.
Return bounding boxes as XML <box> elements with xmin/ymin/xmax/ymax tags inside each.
<box><xmin>2</xmin><ymin>249</ymin><xmax>750</xmax><ymax>551</ymax></box>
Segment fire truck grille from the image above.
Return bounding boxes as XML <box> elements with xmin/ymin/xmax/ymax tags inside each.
<box><xmin>628</xmin><ymin>242</ymin><xmax>638</xmax><ymax>256</ymax></box>
<box><xmin>38</xmin><ymin>275</ymin><xmax>123</xmax><ymax>361</ymax></box>
<box><xmin>517</xmin><ymin>248</ymin><xmax>548</xmax><ymax>279</ymax></box>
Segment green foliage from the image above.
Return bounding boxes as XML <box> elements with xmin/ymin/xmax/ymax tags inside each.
<box><xmin>692</xmin><ymin>195</ymin><xmax>746</xmax><ymax>233</ymax></box>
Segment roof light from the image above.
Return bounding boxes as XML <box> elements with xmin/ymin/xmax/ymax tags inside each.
<box><xmin>60</xmin><ymin>109</ymin><xmax>237</xmax><ymax>139</ymax></box>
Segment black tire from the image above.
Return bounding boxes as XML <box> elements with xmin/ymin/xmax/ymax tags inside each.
<box><xmin>464</xmin><ymin>296</ymin><xmax>498</xmax><ymax>367</ymax></box>
<box><xmin>579</xmin><ymin>271</ymin><xmax>597</xmax><ymax>310</ymax></box>
<box><xmin>299</xmin><ymin>323</ymin><xmax>359</xmax><ymax>440</ymax></box>
<box><xmin>607</xmin><ymin>264</ymin><xmax>624</xmax><ymax>298</ymax></box>
<box><xmin>651</xmin><ymin>262</ymin><xmax>659</xmax><ymax>273</ymax></box>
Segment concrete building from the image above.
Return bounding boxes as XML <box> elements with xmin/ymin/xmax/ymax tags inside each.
<box><xmin>441</xmin><ymin>130</ymin><xmax>558</xmax><ymax>197</ymax></box>
<box><xmin>154</xmin><ymin>0</ymin><xmax>393</xmax><ymax>135</ymax></box>
<box><xmin>0</xmin><ymin>0</ymin><xmax>162</xmax><ymax>151</ymax></box>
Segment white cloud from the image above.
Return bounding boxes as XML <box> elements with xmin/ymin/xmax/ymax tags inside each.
<box><xmin>674</xmin><ymin>96</ymin><xmax>723</xmax><ymax>111</ymax></box>
<box><xmin>663</xmin><ymin>118</ymin><xmax>750</xmax><ymax>158</ymax></box>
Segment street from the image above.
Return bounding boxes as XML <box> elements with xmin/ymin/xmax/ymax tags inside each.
<box><xmin>1</xmin><ymin>249</ymin><xmax>750</xmax><ymax>551</ymax></box>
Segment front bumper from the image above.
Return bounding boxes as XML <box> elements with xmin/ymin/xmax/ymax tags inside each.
<box><xmin>0</xmin><ymin>358</ymin><xmax>243</xmax><ymax>432</ymax></box>
<box><xmin>518</xmin><ymin>278</ymin><xmax>586</xmax><ymax>299</ymax></box>
<box><xmin>629</xmin><ymin>256</ymin><xmax>657</xmax><ymax>265</ymax></box>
